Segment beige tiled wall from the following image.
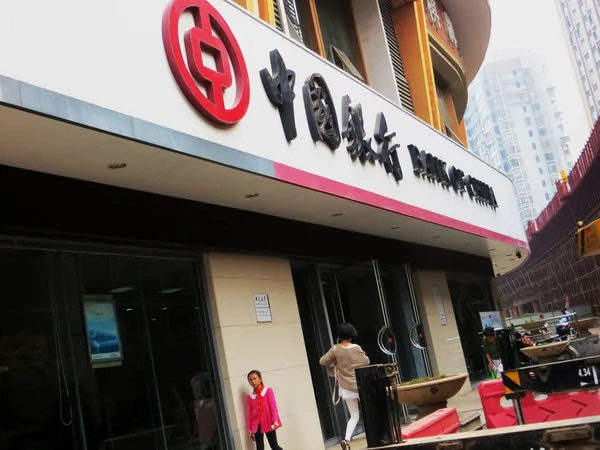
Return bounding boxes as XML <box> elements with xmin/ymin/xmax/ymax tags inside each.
<box><xmin>204</xmin><ymin>253</ymin><xmax>324</xmax><ymax>450</ymax></box>
<box><xmin>413</xmin><ymin>270</ymin><xmax>471</xmax><ymax>396</ymax></box>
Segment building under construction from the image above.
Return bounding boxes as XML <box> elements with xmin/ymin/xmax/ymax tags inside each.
<box><xmin>497</xmin><ymin>119</ymin><xmax>600</xmax><ymax>316</ymax></box>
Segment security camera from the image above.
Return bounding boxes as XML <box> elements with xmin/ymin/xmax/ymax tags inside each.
<box><xmin>516</xmin><ymin>251</ymin><xmax>522</xmax><ymax>259</ymax></box>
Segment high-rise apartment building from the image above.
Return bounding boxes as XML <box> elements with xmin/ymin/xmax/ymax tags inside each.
<box><xmin>555</xmin><ymin>0</ymin><xmax>600</xmax><ymax>126</ymax></box>
<box><xmin>466</xmin><ymin>54</ymin><xmax>574</xmax><ymax>228</ymax></box>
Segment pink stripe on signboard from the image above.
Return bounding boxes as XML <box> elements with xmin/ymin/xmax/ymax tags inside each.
<box><xmin>273</xmin><ymin>162</ymin><xmax>528</xmax><ymax>249</ymax></box>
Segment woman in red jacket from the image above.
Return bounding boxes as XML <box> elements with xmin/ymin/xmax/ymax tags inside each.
<box><xmin>247</xmin><ymin>370</ymin><xmax>284</xmax><ymax>450</ymax></box>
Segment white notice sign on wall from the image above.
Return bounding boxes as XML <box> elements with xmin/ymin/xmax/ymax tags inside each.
<box><xmin>432</xmin><ymin>285</ymin><xmax>447</xmax><ymax>326</ymax></box>
<box><xmin>254</xmin><ymin>294</ymin><xmax>272</xmax><ymax>323</ymax></box>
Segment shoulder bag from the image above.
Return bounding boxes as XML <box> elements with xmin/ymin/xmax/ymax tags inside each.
<box><xmin>330</xmin><ymin>345</ymin><xmax>341</xmax><ymax>405</ymax></box>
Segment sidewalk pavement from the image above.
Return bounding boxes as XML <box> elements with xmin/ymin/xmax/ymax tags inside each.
<box><xmin>347</xmin><ymin>387</ymin><xmax>483</xmax><ymax>450</ymax></box>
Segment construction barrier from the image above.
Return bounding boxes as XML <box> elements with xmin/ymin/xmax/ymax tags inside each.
<box><xmin>401</xmin><ymin>408</ymin><xmax>460</xmax><ymax>440</ymax></box>
<box><xmin>478</xmin><ymin>379</ymin><xmax>600</xmax><ymax>428</ymax></box>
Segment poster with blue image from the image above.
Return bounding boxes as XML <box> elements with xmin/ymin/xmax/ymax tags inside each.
<box><xmin>480</xmin><ymin>311</ymin><xmax>503</xmax><ymax>330</ymax></box>
<box><xmin>83</xmin><ymin>299</ymin><xmax>123</xmax><ymax>364</ymax></box>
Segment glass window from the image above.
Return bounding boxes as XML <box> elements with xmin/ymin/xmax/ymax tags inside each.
<box><xmin>529</xmin><ymin>130</ymin><xmax>534</xmax><ymax>137</ymax></box>
<box><xmin>0</xmin><ymin>249</ymin><xmax>223</xmax><ymax>450</ymax></box>
<box><xmin>535</xmin><ymin>155</ymin><xmax>540</xmax><ymax>162</ymax></box>
<box><xmin>538</xmin><ymin>167</ymin><xmax>544</xmax><ymax>175</ymax></box>
<box><xmin>0</xmin><ymin>249</ymin><xmax>79</xmax><ymax>450</ymax></box>
<box><xmin>542</xmin><ymin>180</ymin><xmax>547</xmax><ymax>187</ymax></box>
<box><xmin>71</xmin><ymin>254</ymin><xmax>221</xmax><ymax>450</ymax></box>
<box><xmin>297</xmin><ymin>0</ymin><xmax>365</xmax><ymax>79</ymax></box>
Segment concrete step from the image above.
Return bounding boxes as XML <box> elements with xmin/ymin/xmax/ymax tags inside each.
<box><xmin>459</xmin><ymin>411</ymin><xmax>485</xmax><ymax>432</ymax></box>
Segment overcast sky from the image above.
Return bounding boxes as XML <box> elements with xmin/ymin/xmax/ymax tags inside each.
<box><xmin>485</xmin><ymin>0</ymin><xmax>591</xmax><ymax>155</ymax></box>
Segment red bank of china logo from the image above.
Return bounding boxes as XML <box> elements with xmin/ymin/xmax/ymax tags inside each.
<box><xmin>162</xmin><ymin>0</ymin><xmax>250</xmax><ymax>125</ymax></box>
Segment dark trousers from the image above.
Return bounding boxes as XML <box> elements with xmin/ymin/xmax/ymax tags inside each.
<box><xmin>255</xmin><ymin>425</ymin><xmax>283</xmax><ymax>450</ymax></box>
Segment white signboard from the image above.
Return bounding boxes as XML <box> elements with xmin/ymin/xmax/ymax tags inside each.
<box><xmin>432</xmin><ymin>286</ymin><xmax>447</xmax><ymax>326</ymax></box>
<box><xmin>0</xmin><ymin>0</ymin><xmax>527</xmax><ymax>249</ymax></box>
<box><xmin>254</xmin><ymin>294</ymin><xmax>272</xmax><ymax>323</ymax></box>
<box><xmin>480</xmin><ymin>311</ymin><xmax>503</xmax><ymax>330</ymax></box>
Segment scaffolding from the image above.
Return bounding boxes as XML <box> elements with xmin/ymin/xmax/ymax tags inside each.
<box><xmin>498</xmin><ymin>119</ymin><xmax>600</xmax><ymax>314</ymax></box>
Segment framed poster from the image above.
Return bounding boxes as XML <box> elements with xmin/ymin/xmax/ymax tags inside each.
<box><xmin>83</xmin><ymin>297</ymin><xmax>123</xmax><ymax>364</ymax></box>
<box><xmin>480</xmin><ymin>311</ymin><xmax>503</xmax><ymax>330</ymax></box>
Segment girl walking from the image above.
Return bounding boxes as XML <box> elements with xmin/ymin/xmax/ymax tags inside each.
<box><xmin>320</xmin><ymin>323</ymin><xmax>370</xmax><ymax>450</ymax></box>
<box><xmin>247</xmin><ymin>370</ymin><xmax>284</xmax><ymax>450</ymax></box>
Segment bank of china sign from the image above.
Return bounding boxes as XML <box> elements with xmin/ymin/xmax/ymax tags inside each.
<box><xmin>161</xmin><ymin>0</ymin><xmax>499</xmax><ymax>210</ymax></box>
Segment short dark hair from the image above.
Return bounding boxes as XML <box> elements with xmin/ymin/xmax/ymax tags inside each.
<box><xmin>483</xmin><ymin>327</ymin><xmax>495</xmax><ymax>337</ymax></box>
<box><xmin>338</xmin><ymin>323</ymin><xmax>358</xmax><ymax>341</ymax></box>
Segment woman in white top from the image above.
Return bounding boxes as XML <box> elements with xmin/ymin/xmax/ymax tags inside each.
<box><xmin>319</xmin><ymin>323</ymin><xmax>370</xmax><ymax>450</ymax></box>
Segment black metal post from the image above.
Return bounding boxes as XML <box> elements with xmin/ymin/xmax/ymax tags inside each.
<box><xmin>356</xmin><ymin>364</ymin><xmax>401</xmax><ymax>448</ymax></box>
<box><xmin>512</xmin><ymin>397</ymin><xmax>526</xmax><ymax>425</ymax></box>
<box><xmin>496</xmin><ymin>328</ymin><xmax>518</xmax><ymax>371</ymax></box>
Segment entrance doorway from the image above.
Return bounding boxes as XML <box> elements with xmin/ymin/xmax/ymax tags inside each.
<box><xmin>447</xmin><ymin>277</ymin><xmax>496</xmax><ymax>385</ymax></box>
<box><xmin>292</xmin><ymin>260</ymin><xmax>430</xmax><ymax>446</ymax></box>
<box><xmin>0</xmin><ymin>247</ymin><xmax>224</xmax><ymax>450</ymax></box>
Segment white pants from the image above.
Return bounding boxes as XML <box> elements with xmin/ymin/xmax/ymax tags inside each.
<box><xmin>492</xmin><ymin>359</ymin><xmax>503</xmax><ymax>373</ymax></box>
<box><xmin>344</xmin><ymin>398</ymin><xmax>360</xmax><ymax>441</ymax></box>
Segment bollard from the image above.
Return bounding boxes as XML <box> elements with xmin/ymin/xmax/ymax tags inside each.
<box><xmin>356</xmin><ymin>364</ymin><xmax>402</xmax><ymax>448</ymax></box>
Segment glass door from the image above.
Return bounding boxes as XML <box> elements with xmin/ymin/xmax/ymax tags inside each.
<box><xmin>292</xmin><ymin>266</ymin><xmax>347</xmax><ymax>447</ymax></box>
<box><xmin>56</xmin><ymin>252</ymin><xmax>222</xmax><ymax>450</ymax></box>
<box><xmin>378</xmin><ymin>264</ymin><xmax>433</xmax><ymax>422</ymax></box>
<box><xmin>379</xmin><ymin>264</ymin><xmax>431</xmax><ymax>382</ymax></box>
<box><xmin>293</xmin><ymin>260</ymin><xmax>433</xmax><ymax>443</ymax></box>
<box><xmin>332</xmin><ymin>261</ymin><xmax>392</xmax><ymax>366</ymax></box>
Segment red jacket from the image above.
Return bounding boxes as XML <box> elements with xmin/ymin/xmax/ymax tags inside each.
<box><xmin>247</xmin><ymin>387</ymin><xmax>282</xmax><ymax>434</ymax></box>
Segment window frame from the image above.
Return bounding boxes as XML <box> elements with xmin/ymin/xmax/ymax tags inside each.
<box><xmin>295</xmin><ymin>0</ymin><xmax>369</xmax><ymax>83</ymax></box>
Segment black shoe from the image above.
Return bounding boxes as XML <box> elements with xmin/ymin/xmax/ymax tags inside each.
<box><xmin>340</xmin><ymin>440</ymin><xmax>351</xmax><ymax>450</ymax></box>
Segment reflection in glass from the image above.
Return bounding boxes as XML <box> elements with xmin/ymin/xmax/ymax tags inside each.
<box><xmin>0</xmin><ymin>248</ymin><xmax>221</xmax><ymax>450</ymax></box>
<box><xmin>140</xmin><ymin>259</ymin><xmax>219</xmax><ymax>450</ymax></box>
<box><xmin>0</xmin><ymin>250</ymin><xmax>77</xmax><ymax>449</ymax></box>
<box><xmin>69</xmin><ymin>255</ymin><xmax>165</xmax><ymax>450</ymax></box>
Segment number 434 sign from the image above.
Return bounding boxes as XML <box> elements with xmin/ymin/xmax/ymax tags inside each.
<box><xmin>578</xmin><ymin>366</ymin><xmax>598</xmax><ymax>386</ymax></box>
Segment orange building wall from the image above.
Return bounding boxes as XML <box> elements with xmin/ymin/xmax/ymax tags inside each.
<box><xmin>232</xmin><ymin>0</ymin><xmax>254</xmax><ymax>14</ymax></box>
<box><xmin>425</xmin><ymin>0</ymin><xmax>461</xmax><ymax>63</ymax></box>
<box><xmin>458</xmin><ymin>119</ymin><xmax>468</xmax><ymax>148</ymax></box>
<box><xmin>442</xmin><ymin>89</ymin><xmax>459</xmax><ymax>131</ymax></box>
<box><xmin>392</xmin><ymin>1</ymin><xmax>442</xmax><ymax>131</ymax></box>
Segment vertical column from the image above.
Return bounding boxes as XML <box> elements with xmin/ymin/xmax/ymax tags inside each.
<box><xmin>391</xmin><ymin>1</ymin><xmax>442</xmax><ymax>130</ymax></box>
<box><xmin>257</xmin><ymin>0</ymin><xmax>276</xmax><ymax>27</ymax></box>
<box><xmin>203</xmin><ymin>253</ymin><xmax>324</xmax><ymax>450</ymax></box>
<box><xmin>413</xmin><ymin>270</ymin><xmax>471</xmax><ymax>396</ymax></box>
<box><xmin>232</xmin><ymin>0</ymin><xmax>255</xmax><ymax>14</ymax></box>
<box><xmin>457</xmin><ymin>118</ymin><xmax>468</xmax><ymax>147</ymax></box>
